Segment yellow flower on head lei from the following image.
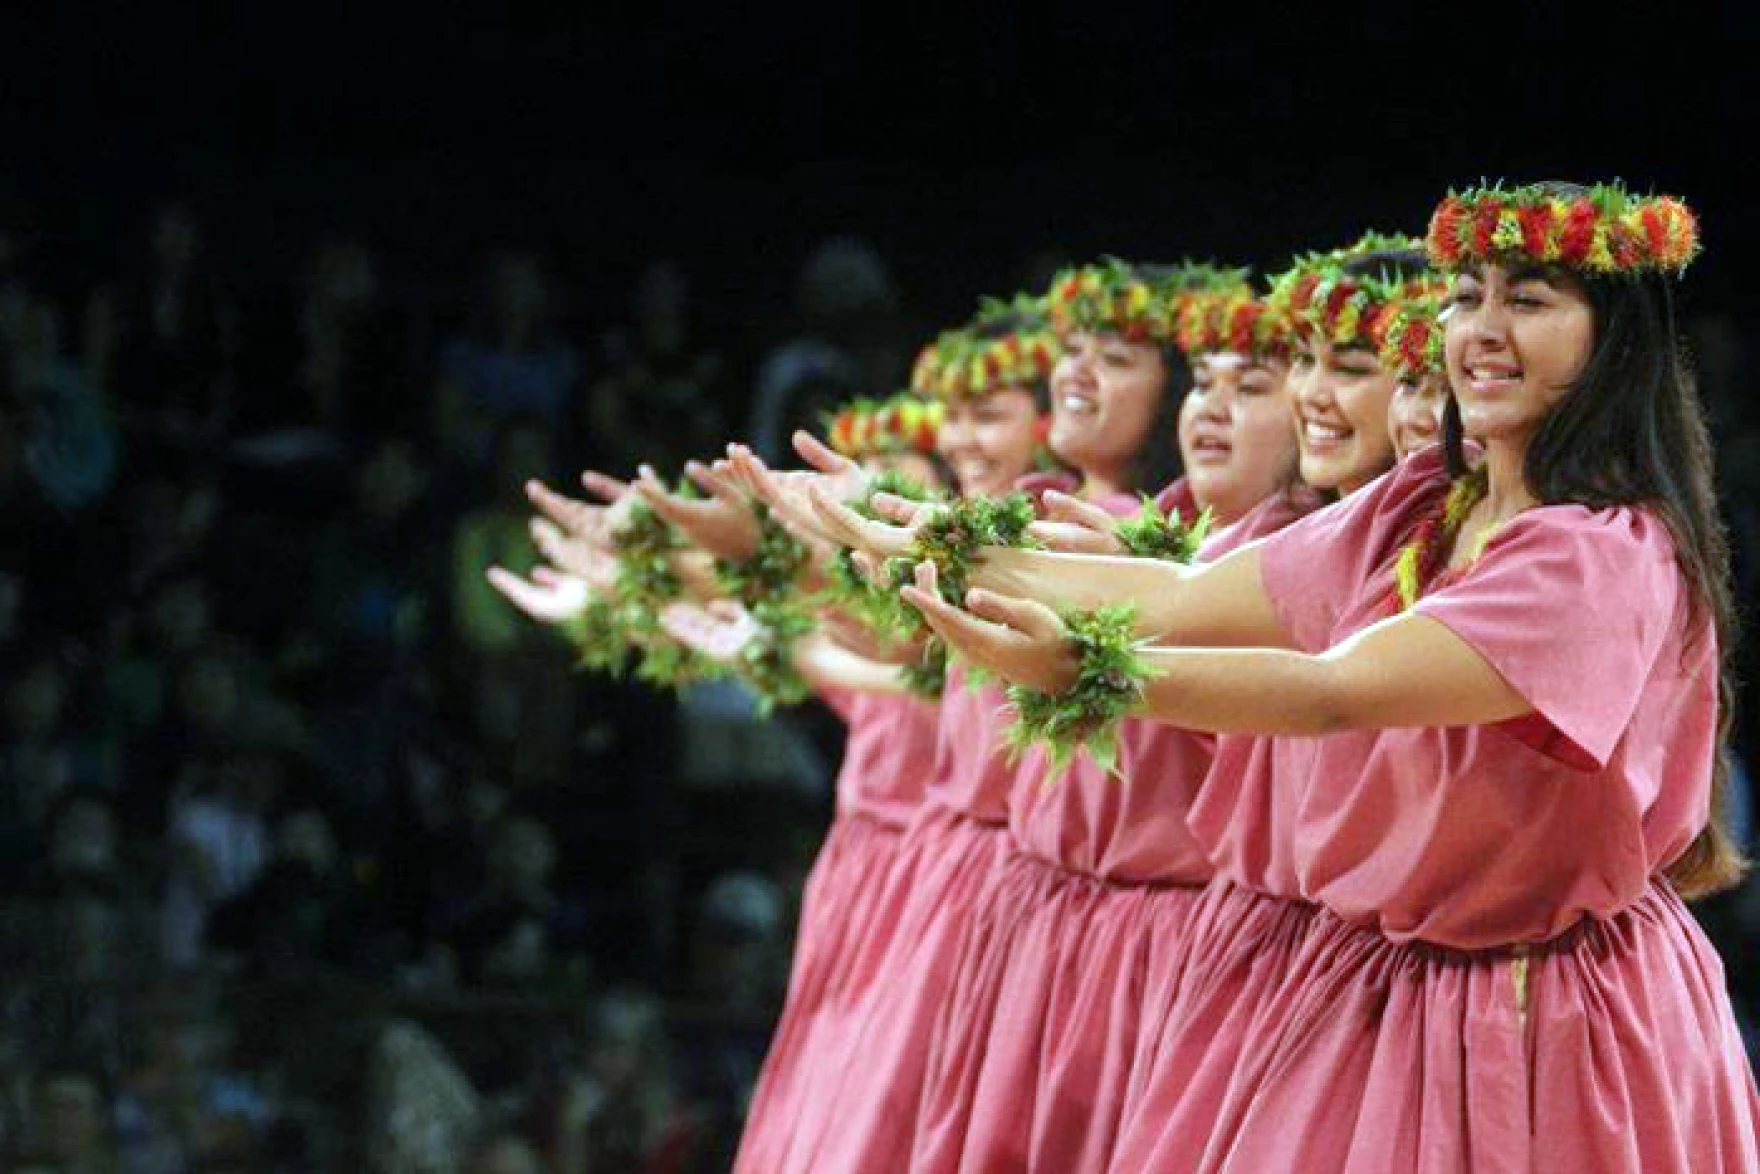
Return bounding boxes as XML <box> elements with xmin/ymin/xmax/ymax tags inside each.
<box><xmin>1046</xmin><ymin>258</ymin><xmax>1244</xmax><ymax>346</ymax></box>
<box><xmin>1426</xmin><ymin>181</ymin><xmax>1699</xmax><ymax>276</ymax></box>
<box><xmin>1174</xmin><ymin>278</ymin><xmax>1295</xmax><ymax>361</ymax></box>
<box><xmin>825</xmin><ymin>392</ymin><xmax>943</xmax><ymax>459</ymax></box>
<box><xmin>1270</xmin><ymin>231</ymin><xmax>1448</xmax><ymax>350</ymax></box>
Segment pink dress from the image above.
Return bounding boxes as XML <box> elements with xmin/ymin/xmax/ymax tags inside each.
<box><xmin>1109</xmin><ymin>489</ymin><xmax>1333</xmax><ymax>1171</ymax></box>
<box><xmin>774</xmin><ymin>478</ymin><xmax>1113</xmax><ymax>1172</ymax></box>
<box><xmin>1177</xmin><ymin>449</ymin><xmax>1757</xmax><ymax>1171</ymax></box>
<box><xmin>732</xmin><ymin>689</ymin><xmax>938</xmax><ymax>1173</ymax></box>
<box><xmin>909</xmin><ymin>487</ymin><xmax>1317</xmax><ymax>1173</ymax></box>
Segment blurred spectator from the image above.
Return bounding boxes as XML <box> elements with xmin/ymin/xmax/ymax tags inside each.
<box><xmin>365</xmin><ymin>1021</ymin><xmax>482</xmax><ymax>1174</ymax></box>
<box><xmin>467</xmin><ymin>1130</ymin><xmax>546</xmax><ymax>1174</ymax></box>
<box><xmin>689</xmin><ymin>871</ymin><xmax>784</xmax><ymax>1017</ymax></box>
<box><xmin>551</xmin><ymin>991</ymin><xmax>706</xmax><ymax>1174</ymax></box>
<box><xmin>437</xmin><ymin>251</ymin><xmax>579</xmax><ymax>454</ymax></box>
<box><xmin>581</xmin><ymin>260</ymin><xmax>730</xmax><ymax>477</ymax></box>
<box><xmin>747</xmin><ymin>236</ymin><xmax>904</xmax><ymax>461</ymax></box>
<box><xmin>159</xmin><ymin>750</ymin><xmax>276</xmax><ymax>970</ymax></box>
<box><xmin>207</xmin><ymin>800</ymin><xmax>389</xmax><ymax>978</ymax></box>
<box><xmin>437</xmin><ymin>814</ymin><xmax>590</xmax><ymax>992</ymax></box>
<box><xmin>113</xmin><ymin>202</ymin><xmax>234</xmax><ymax>443</ymax></box>
<box><xmin>113</xmin><ymin>981</ymin><xmax>271</xmax><ymax>1173</ymax></box>
<box><xmin>3</xmin><ymin>287</ymin><xmax>119</xmax><ymax>516</ymax></box>
<box><xmin>22</xmin><ymin>1058</ymin><xmax>119</xmax><ymax>1174</ymax></box>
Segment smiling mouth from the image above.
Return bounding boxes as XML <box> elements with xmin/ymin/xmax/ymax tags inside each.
<box><xmin>1301</xmin><ymin>419</ymin><xmax>1351</xmax><ymax>450</ymax></box>
<box><xmin>1464</xmin><ymin>363</ymin><xmax>1524</xmax><ymax>393</ymax></box>
<box><xmin>1060</xmin><ymin>393</ymin><xmax>1098</xmax><ymax>417</ymax></box>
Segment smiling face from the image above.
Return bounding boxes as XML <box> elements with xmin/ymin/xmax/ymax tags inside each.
<box><xmin>1444</xmin><ymin>262</ymin><xmax>1595</xmax><ymax>446</ymax></box>
<box><xmin>1288</xmin><ymin>331</ymin><xmax>1398</xmax><ymax>494</ymax></box>
<box><xmin>1048</xmin><ymin>331</ymin><xmax>1168</xmax><ymax>483</ymax></box>
<box><xmin>935</xmin><ymin>386</ymin><xmax>1041</xmax><ymax>498</ymax></box>
<box><xmin>1388</xmin><ymin>371</ymin><xmax>1449</xmax><ymax>461</ymax></box>
<box><xmin>1179</xmin><ymin>352</ymin><xmax>1298</xmax><ymax>524</ymax></box>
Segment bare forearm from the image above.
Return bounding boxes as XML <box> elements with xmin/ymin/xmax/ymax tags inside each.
<box><xmin>968</xmin><ymin>548</ymin><xmax>1188</xmax><ymax>637</ymax></box>
<box><xmin>1136</xmin><ymin>614</ymin><xmax>1531</xmax><ymax>735</ymax></box>
<box><xmin>796</xmin><ymin>636</ymin><xmax>909</xmax><ymax>695</ymax></box>
<box><xmin>1136</xmin><ymin>646</ymin><xmax>1347</xmax><ymax>735</ymax></box>
<box><xmin>969</xmin><ymin>544</ymin><xmax>1291</xmax><ymax>648</ymax></box>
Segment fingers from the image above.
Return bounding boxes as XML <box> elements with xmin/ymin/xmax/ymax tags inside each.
<box><xmin>485</xmin><ymin>565</ymin><xmax>589</xmax><ymax>623</ymax></box>
<box><xmin>685</xmin><ymin>459</ymin><xmax>745</xmax><ymax>508</ymax></box>
<box><xmin>965</xmin><ymin>588</ymin><xmax>1064</xmax><ymax>639</ymax></box>
<box><xmin>1041</xmin><ymin>489</ymin><xmax>1121</xmax><ymax>533</ymax></box>
<box><xmin>581</xmin><ymin>470</ymin><xmax>630</xmax><ymax>504</ymax></box>
<box><xmin>793</xmin><ymin>430</ymin><xmax>855</xmax><ymax>475</ymax></box>
<box><xmin>870</xmin><ymin>492</ymin><xmax>927</xmax><ymax>524</ymax></box>
<box><xmin>1026</xmin><ymin>519</ymin><xmax>1120</xmax><ymax>555</ymax></box>
<box><xmin>526</xmin><ymin>479</ymin><xmax>592</xmax><ymax>529</ymax></box>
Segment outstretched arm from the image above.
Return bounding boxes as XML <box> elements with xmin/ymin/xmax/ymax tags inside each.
<box><xmin>966</xmin><ymin>543</ymin><xmax>1291</xmax><ymax>649</ymax></box>
<box><xmin>902</xmin><ymin>566</ymin><xmax>1530</xmax><ymax>736</ymax></box>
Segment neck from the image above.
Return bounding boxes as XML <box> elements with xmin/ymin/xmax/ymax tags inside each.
<box><xmin>1077</xmin><ymin>464</ymin><xmax>1131</xmax><ymax>503</ymax></box>
<box><xmin>1480</xmin><ymin>435</ymin><xmax>1536</xmax><ymax>518</ymax></box>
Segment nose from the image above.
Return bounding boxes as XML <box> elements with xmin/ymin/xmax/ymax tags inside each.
<box><xmin>1291</xmin><ymin>362</ymin><xmax>1331</xmax><ymax>411</ymax></box>
<box><xmin>1195</xmin><ymin>386</ymin><xmax>1231</xmax><ymax>422</ymax></box>
<box><xmin>1460</xmin><ymin>297</ymin><xmax>1511</xmax><ymax>352</ymax></box>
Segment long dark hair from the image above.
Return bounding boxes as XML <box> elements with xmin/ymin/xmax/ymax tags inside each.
<box><xmin>1124</xmin><ymin>341</ymin><xmax>1191</xmax><ymax>495</ymax></box>
<box><xmin>1442</xmin><ymin>265</ymin><xmax>1744</xmax><ymax>898</ymax></box>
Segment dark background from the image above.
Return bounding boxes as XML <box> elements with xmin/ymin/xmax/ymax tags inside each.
<box><xmin>5</xmin><ymin>5</ymin><xmax>1751</xmax><ymax>320</ymax></box>
<box><xmin>2</xmin><ymin>6</ymin><xmax>1756</xmax><ymax>1169</ymax></box>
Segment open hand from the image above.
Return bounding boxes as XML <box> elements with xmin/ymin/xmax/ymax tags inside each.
<box><xmin>634</xmin><ymin>461</ymin><xmax>760</xmax><ymax>560</ymax></box>
<box><xmin>899</xmin><ymin>561</ymin><xmax>1078</xmax><ymax>693</ymax></box>
<box><xmin>487</xmin><ymin>564</ymin><xmax>594</xmax><ymax>624</ymax></box>
<box><xmin>658</xmin><ymin>599</ymin><xmax>759</xmax><ymax>664</ymax></box>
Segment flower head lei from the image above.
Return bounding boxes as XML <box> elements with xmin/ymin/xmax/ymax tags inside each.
<box><xmin>1174</xmin><ymin>279</ymin><xmax>1295</xmax><ymax>361</ymax></box>
<box><xmin>1046</xmin><ymin>258</ymin><xmax>1245</xmax><ymax>346</ymax></box>
<box><xmin>1371</xmin><ymin>293</ymin><xmax>1447</xmax><ymax>383</ymax></box>
<box><xmin>1270</xmin><ymin>232</ymin><xmax>1447</xmax><ymax>350</ymax></box>
<box><xmin>825</xmin><ymin>393</ymin><xmax>943</xmax><ymax>459</ymax></box>
<box><xmin>925</xmin><ymin>295</ymin><xmax>1063</xmax><ymax>402</ymax></box>
<box><xmin>1426</xmin><ymin>180</ymin><xmax>1699</xmax><ymax>277</ymax></box>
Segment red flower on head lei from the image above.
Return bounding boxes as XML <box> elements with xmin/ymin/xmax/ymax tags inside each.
<box><xmin>1047</xmin><ymin>258</ymin><xmax>1244</xmax><ymax>346</ymax></box>
<box><xmin>825</xmin><ymin>393</ymin><xmax>943</xmax><ymax>459</ymax></box>
<box><xmin>1426</xmin><ymin>181</ymin><xmax>1699</xmax><ymax>276</ymax></box>
<box><xmin>1174</xmin><ymin>281</ymin><xmax>1295</xmax><ymax>361</ymax></box>
<box><xmin>1270</xmin><ymin>231</ymin><xmax>1448</xmax><ymax>350</ymax></box>
<box><xmin>1371</xmin><ymin>294</ymin><xmax>1446</xmax><ymax>383</ymax></box>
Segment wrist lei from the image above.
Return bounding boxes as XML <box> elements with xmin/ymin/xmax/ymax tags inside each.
<box><xmin>1114</xmin><ymin>498</ymin><xmax>1213</xmax><ymax>561</ymax></box>
<box><xmin>1005</xmin><ymin>603</ymin><xmax>1152</xmax><ymax>777</ymax></box>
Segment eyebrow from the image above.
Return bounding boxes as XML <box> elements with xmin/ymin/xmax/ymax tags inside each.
<box><xmin>1507</xmin><ymin>264</ymin><xmax>1565</xmax><ymax>288</ymax></box>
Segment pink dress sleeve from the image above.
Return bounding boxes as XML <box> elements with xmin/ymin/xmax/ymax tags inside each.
<box><xmin>1414</xmin><ymin>505</ymin><xmax>1686</xmax><ymax>770</ymax></box>
<box><xmin>1256</xmin><ymin>450</ymin><xmax>1448</xmax><ymax>651</ymax></box>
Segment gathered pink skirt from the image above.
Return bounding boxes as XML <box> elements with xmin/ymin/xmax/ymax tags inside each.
<box><xmin>765</xmin><ymin>804</ymin><xmax>1015</xmax><ymax>1173</ymax></box>
<box><xmin>1109</xmin><ymin>880</ymin><xmax>1322</xmax><ymax>1173</ymax></box>
<box><xmin>909</xmin><ymin>849</ymin><xmax>1208</xmax><ymax>1174</ymax></box>
<box><xmin>1185</xmin><ymin>880</ymin><xmax>1760</xmax><ymax>1173</ymax></box>
<box><xmin>732</xmin><ymin>812</ymin><xmax>910</xmax><ymax>1173</ymax></box>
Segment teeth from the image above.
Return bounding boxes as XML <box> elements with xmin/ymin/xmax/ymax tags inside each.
<box><xmin>1303</xmin><ymin>421</ymin><xmax>1348</xmax><ymax>442</ymax></box>
<box><xmin>1062</xmin><ymin>395</ymin><xmax>1096</xmax><ymax>414</ymax></box>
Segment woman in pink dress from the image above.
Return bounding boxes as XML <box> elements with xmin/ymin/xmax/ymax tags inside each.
<box><xmin>708</xmin><ymin>394</ymin><xmax>949</xmax><ymax>1173</ymax></box>
<box><xmin>786</xmin><ymin>263</ymin><xmax>1212</xmax><ymax>1172</ymax></box>
<box><xmin>906</xmin><ymin>280</ymin><xmax>1317</xmax><ymax>1174</ymax></box>
<box><xmin>1109</xmin><ymin>236</ymin><xmax>1441</xmax><ymax>1170</ymax></box>
<box><xmin>907</xmin><ymin>182</ymin><xmax>1759</xmax><ymax>1172</ymax></box>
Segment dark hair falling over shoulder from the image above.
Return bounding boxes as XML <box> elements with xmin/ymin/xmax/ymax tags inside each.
<box><xmin>1442</xmin><ymin>268</ymin><xmax>1745</xmax><ymax>898</ymax></box>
